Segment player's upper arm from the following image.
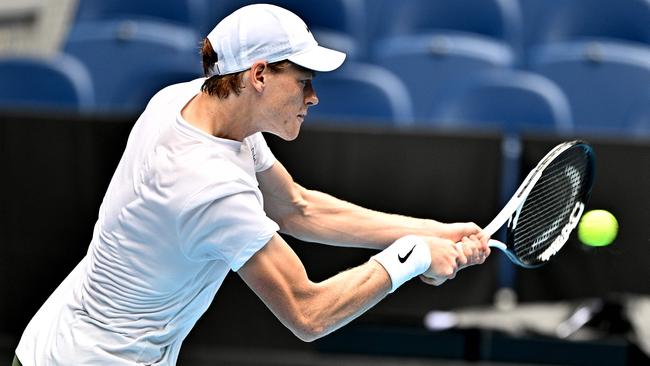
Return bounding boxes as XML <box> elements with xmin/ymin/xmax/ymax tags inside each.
<box><xmin>256</xmin><ymin>161</ymin><xmax>308</xmax><ymax>232</ymax></box>
<box><xmin>237</xmin><ymin>232</ymin><xmax>321</xmax><ymax>341</ymax></box>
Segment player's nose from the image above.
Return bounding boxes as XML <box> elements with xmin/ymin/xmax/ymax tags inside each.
<box><xmin>305</xmin><ymin>81</ymin><xmax>318</xmax><ymax>106</ymax></box>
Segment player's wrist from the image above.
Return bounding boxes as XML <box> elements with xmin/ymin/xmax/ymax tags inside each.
<box><xmin>371</xmin><ymin>235</ymin><xmax>431</xmax><ymax>293</ymax></box>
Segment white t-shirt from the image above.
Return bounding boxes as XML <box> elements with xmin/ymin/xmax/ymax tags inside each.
<box><xmin>16</xmin><ymin>79</ymin><xmax>280</xmax><ymax>365</ymax></box>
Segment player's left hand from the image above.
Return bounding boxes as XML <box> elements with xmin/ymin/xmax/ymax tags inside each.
<box><xmin>418</xmin><ymin>231</ymin><xmax>490</xmax><ymax>286</ymax></box>
<box><xmin>456</xmin><ymin>233</ymin><xmax>490</xmax><ymax>269</ymax></box>
<box><xmin>438</xmin><ymin>222</ymin><xmax>485</xmax><ymax>243</ymax></box>
<box><xmin>438</xmin><ymin>222</ymin><xmax>492</xmax><ymax>263</ymax></box>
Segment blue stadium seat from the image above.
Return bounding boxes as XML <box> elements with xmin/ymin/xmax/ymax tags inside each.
<box><xmin>623</xmin><ymin>94</ymin><xmax>650</xmax><ymax>135</ymax></box>
<box><xmin>73</xmin><ymin>0</ymin><xmax>212</xmax><ymax>34</ymax></box>
<box><xmin>428</xmin><ymin>70</ymin><xmax>573</xmax><ymax>133</ymax></box>
<box><xmin>208</xmin><ymin>0</ymin><xmax>365</xmax><ymax>59</ymax></box>
<box><xmin>64</xmin><ymin>20</ymin><xmax>202</xmax><ymax>113</ymax></box>
<box><xmin>367</xmin><ymin>0</ymin><xmax>523</xmax><ymax>53</ymax></box>
<box><xmin>529</xmin><ymin>41</ymin><xmax>650</xmax><ymax>134</ymax></box>
<box><xmin>0</xmin><ymin>54</ymin><xmax>94</xmax><ymax>111</ymax></box>
<box><xmin>308</xmin><ymin>62</ymin><xmax>414</xmax><ymax>125</ymax></box>
<box><xmin>521</xmin><ymin>0</ymin><xmax>650</xmax><ymax>50</ymax></box>
<box><xmin>373</xmin><ymin>34</ymin><xmax>515</xmax><ymax>120</ymax></box>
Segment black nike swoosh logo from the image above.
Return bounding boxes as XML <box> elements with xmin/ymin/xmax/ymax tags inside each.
<box><xmin>398</xmin><ymin>245</ymin><xmax>416</xmax><ymax>263</ymax></box>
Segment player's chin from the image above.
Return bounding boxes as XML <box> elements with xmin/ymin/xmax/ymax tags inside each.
<box><xmin>283</xmin><ymin>127</ymin><xmax>301</xmax><ymax>141</ymax></box>
<box><xmin>287</xmin><ymin>119</ymin><xmax>305</xmax><ymax>140</ymax></box>
<box><xmin>272</xmin><ymin>124</ymin><xmax>301</xmax><ymax>141</ymax></box>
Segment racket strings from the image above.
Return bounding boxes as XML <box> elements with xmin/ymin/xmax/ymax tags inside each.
<box><xmin>514</xmin><ymin>181</ymin><xmax>576</xmax><ymax>255</ymax></box>
<box><xmin>514</xmin><ymin>155</ymin><xmax>587</xmax><ymax>258</ymax></box>
<box><xmin>515</xmin><ymin>165</ymin><xmax>581</xmax><ymax>241</ymax></box>
<box><xmin>515</xmin><ymin>161</ymin><xmax>585</xmax><ymax>253</ymax></box>
<box><xmin>515</xmin><ymin>199</ymin><xmax>573</xmax><ymax>259</ymax></box>
<box><xmin>512</xmin><ymin>148</ymin><xmax>590</xmax><ymax>264</ymax></box>
<box><xmin>519</xmin><ymin>167</ymin><xmax>580</xmax><ymax>220</ymax></box>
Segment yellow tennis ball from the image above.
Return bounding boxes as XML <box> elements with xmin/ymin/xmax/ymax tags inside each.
<box><xmin>577</xmin><ymin>210</ymin><xmax>618</xmax><ymax>247</ymax></box>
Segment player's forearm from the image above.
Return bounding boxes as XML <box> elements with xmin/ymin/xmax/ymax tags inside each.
<box><xmin>297</xmin><ymin>236</ymin><xmax>437</xmax><ymax>341</ymax></box>
<box><xmin>239</xmin><ymin>234</ymin><xmax>395</xmax><ymax>343</ymax></box>
<box><xmin>296</xmin><ymin>260</ymin><xmax>390</xmax><ymax>341</ymax></box>
<box><xmin>279</xmin><ymin>187</ymin><xmax>446</xmax><ymax>249</ymax></box>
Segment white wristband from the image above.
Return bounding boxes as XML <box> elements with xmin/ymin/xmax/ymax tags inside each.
<box><xmin>371</xmin><ymin>235</ymin><xmax>431</xmax><ymax>293</ymax></box>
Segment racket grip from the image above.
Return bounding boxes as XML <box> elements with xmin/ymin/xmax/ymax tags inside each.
<box><xmin>488</xmin><ymin>239</ymin><xmax>524</xmax><ymax>265</ymax></box>
<box><xmin>488</xmin><ymin>239</ymin><xmax>507</xmax><ymax>251</ymax></box>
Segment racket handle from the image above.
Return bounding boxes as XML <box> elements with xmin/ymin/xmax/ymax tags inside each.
<box><xmin>488</xmin><ymin>239</ymin><xmax>507</xmax><ymax>251</ymax></box>
<box><xmin>488</xmin><ymin>239</ymin><xmax>524</xmax><ymax>265</ymax></box>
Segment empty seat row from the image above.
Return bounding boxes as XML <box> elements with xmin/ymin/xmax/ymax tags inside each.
<box><xmin>2</xmin><ymin>39</ymin><xmax>649</xmax><ymax>136</ymax></box>
<box><xmin>1</xmin><ymin>1</ymin><xmax>649</xmax><ymax>136</ymax></box>
<box><xmin>313</xmin><ymin>47</ymin><xmax>650</xmax><ymax>137</ymax></box>
<box><xmin>70</xmin><ymin>0</ymin><xmax>650</xmax><ymax>62</ymax></box>
<box><xmin>63</xmin><ymin>20</ymin><xmax>202</xmax><ymax>113</ymax></box>
<box><xmin>0</xmin><ymin>54</ymin><xmax>94</xmax><ymax>111</ymax></box>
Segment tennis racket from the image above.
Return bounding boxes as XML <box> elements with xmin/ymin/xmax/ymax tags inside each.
<box><xmin>484</xmin><ymin>140</ymin><xmax>595</xmax><ymax>268</ymax></box>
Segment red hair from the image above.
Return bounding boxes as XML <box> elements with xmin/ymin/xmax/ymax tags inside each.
<box><xmin>200</xmin><ymin>38</ymin><xmax>294</xmax><ymax>99</ymax></box>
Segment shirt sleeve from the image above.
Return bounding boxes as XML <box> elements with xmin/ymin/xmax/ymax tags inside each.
<box><xmin>177</xmin><ymin>180</ymin><xmax>279</xmax><ymax>271</ymax></box>
<box><xmin>247</xmin><ymin>132</ymin><xmax>276</xmax><ymax>172</ymax></box>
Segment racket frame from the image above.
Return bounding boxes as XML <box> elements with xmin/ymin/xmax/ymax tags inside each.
<box><xmin>485</xmin><ymin>140</ymin><xmax>593</xmax><ymax>268</ymax></box>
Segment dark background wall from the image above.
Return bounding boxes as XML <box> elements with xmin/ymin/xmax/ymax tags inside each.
<box><xmin>1</xmin><ymin>113</ymin><xmax>649</xmax><ymax>355</ymax></box>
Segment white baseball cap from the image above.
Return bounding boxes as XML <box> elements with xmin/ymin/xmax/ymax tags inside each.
<box><xmin>206</xmin><ymin>4</ymin><xmax>346</xmax><ymax>76</ymax></box>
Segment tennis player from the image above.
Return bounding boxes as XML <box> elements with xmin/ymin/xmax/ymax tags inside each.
<box><xmin>14</xmin><ymin>4</ymin><xmax>490</xmax><ymax>365</ymax></box>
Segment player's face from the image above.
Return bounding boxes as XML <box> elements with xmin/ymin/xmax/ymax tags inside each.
<box><xmin>261</xmin><ymin>64</ymin><xmax>318</xmax><ymax>141</ymax></box>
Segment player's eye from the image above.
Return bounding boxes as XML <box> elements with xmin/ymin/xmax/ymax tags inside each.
<box><xmin>302</xmin><ymin>79</ymin><xmax>314</xmax><ymax>89</ymax></box>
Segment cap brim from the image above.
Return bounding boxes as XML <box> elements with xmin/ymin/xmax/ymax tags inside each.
<box><xmin>288</xmin><ymin>45</ymin><xmax>346</xmax><ymax>72</ymax></box>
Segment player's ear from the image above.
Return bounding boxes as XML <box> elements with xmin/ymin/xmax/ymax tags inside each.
<box><xmin>249</xmin><ymin>61</ymin><xmax>267</xmax><ymax>93</ymax></box>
